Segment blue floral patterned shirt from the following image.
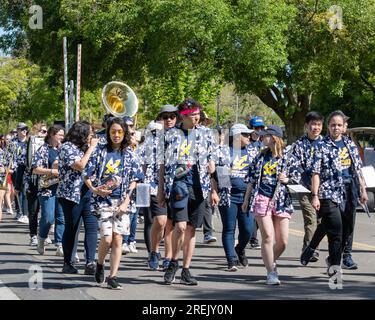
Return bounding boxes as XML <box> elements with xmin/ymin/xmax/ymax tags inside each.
<box><xmin>83</xmin><ymin>144</ymin><xmax>144</xmax><ymax>213</ymax></box>
<box><xmin>246</xmin><ymin>146</ymin><xmax>301</xmax><ymax>215</ymax></box>
<box><xmin>292</xmin><ymin>134</ymin><xmax>322</xmax><ymax>190</ymax></box>
<box><xmin>57</xmin><ymin>142</ymin><xmax>85</xmax><ymax>204</ymax></box>
<box><xmin>32</xmin><ymin>143</ymin><xmax>60</xmax><ymax>197</ymax></box>
<box><xmin>159</xmin><ymin>123</ymin><xmax>216</xmax><ymax>199</ymax></box>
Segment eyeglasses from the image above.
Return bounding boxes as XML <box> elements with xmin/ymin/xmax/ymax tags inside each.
<box><xmin>162</xmin><ymin>114</ymin><xmax>176</xmax><ymax>120</ymax></box>
<box><xmin>241</xmin><ymin>133</ymin><xmax>251</xmax><ymax>138</ymax></box>
<box><xmin>40</xmin><ymin>130</ymin><xmax>47</xmax><ymax>134</ymax></box>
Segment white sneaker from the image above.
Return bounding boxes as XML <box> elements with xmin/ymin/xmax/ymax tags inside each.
<box><xmin>128</xmin><ymin>242</ymin><xmax>138</xmax><ymax>253</ymax></box>
<box><xmin>44</xmin><ymin>237</ymin><xmax>52</xmax><ymax>245</ymax></box>
<box><xmin>17</xmin><ymin>215</ymin><xmax>29</xmax><ymax>224</ymax></box>
<box><xmin>72</xmin><ymin>253</ymin><xmax>80</xmax><ymax>264</ymax></box>
<box><xmin>55</xmin><ymin>245</ymin><xmax>64</xmax><ymax>257</ymax></box>
<box><xmin>122</xmin><ymin>243</ymin><xmax>130</xmax><ymax>254</ymax></box>
<box><xmin>36</xmin><ymin>237</ymin><xmax>45</xmax><ymax>255</ymax></box>
<box><xmin>266</xmin><ymin>271</ymin><xmax>281</xmax><ymax>285</ymax></box>
<box><xmin>30</xmin><ymin>235</ymin><xmax>38</xmax><ymax>246</ymax></box>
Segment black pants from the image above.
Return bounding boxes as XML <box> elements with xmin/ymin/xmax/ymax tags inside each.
<box><xmin>27</xmin><ymin>183</ymin><xmax>40</xmax><ymax>237</ymax></box>
<box><xmin>311</xmin><ymin>199</ymin><xmax>342</xmax><ymax>266</ymax></box>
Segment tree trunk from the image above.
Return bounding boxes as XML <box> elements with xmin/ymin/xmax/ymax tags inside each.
<box><xmin>256</xmin><ymin>88</ymin><xmax>311</xmax><ymax>144</ymax></box>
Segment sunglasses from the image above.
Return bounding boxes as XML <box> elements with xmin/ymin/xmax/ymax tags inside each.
<box><xmin>241</xmin><ymin>133</ymin><xmax>251</xmax><ymax>138</ymax></box>
<box><xmin>110</xmin><ymin>129</ymin><xmax>124</xmax><ymax>135</ymax></box>
<box><xmin>162</xmin><ymin>114</ymin><xmax>177</xmax><ymax>120</ymax></box>
<box><xmin>40</xmin><ymin>129</ymin><xmax>47</xmax><ymax>134</ymax></box>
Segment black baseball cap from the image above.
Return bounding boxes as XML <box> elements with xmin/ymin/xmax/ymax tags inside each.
<box><xmin>258</xmin><ymin>125</ymin><xmax>283</xmax><ymax>138</ymax></box>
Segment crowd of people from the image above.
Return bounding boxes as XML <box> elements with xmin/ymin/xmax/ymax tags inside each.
<box><xmin>0</xmin><ymin>98</ymin><xmax>368</xmax><ymax>289</ymax></box>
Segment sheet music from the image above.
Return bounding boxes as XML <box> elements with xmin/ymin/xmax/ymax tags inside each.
<box><xmin>361</xmin><ymin>166</ymin><xmax>375</xmax><ymax>188</ymax></box>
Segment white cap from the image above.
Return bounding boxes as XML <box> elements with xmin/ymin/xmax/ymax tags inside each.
<box><xmin>230</xmin><ymin>123</ymin><xmax>254</xmax><ymax>135</ymax></box>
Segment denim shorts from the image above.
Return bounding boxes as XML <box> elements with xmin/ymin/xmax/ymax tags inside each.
<box><xmin>252</xmin><ymin>193</ymin><xmax>291</xmax><ymax>219</ymax></box>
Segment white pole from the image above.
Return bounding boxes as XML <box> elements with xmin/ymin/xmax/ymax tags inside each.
<box><xmin>76</xmin><ymin>44</ymin><xmax>81</xmax><ymax>122</ymax></box>
<box><xmin>236</xmin><ymin>95</ymin><xmax>239</xmax><ymax>123</ymax></box>
<box><xmin>63</xmin><ymin>37</ymin><xmax>69</xmax><ymax>130</ymax></box>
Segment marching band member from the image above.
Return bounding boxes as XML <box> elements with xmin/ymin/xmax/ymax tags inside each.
<box><xmin>32</xmin><ymin>125</ymin><xmax>65</xmax><ymax>256</ymax></box>
<box><xmin>83</xmin><ymin>117</ymin><xmax>144</xmax><ymax>289</ymax></box>
<box><xmin>216</xmin><ymin>124</ymin><xmax>258</xmax><ymax>271</ymax></box>
<box><xmin>292</xmin><ymin>112</ymin><xmax>324</xmax><ymax>262</ymax></box>
<box><xmin>242</xmin><ymin>125</ymin><xmax>300</xmax><ymax>285</ymax></box>
<box><xmin>57</xmin><ymin>121</ymin><xmax>99</xmax><ymax>274</ymax></box>
<box><xmin>10</xmin><ymin>122</ymin><xmax>29</xmax><ymax>223</ymax></box>
<box><xmin>25</xmin><ymin>123</ymin><xmax>48</xmax><ymax>246</ymax></box>
<box><xmin>143</xmin><ymin>105</ymin><xmax>177</xmax><ymax>271</ymax></box>
<box><xmin>301</xmin><ymin>110</ymin><xmax>368</xmax><ymax>273</ymax></box>
<box><xmin>158</xmin><ymin>98</ymin><xmax>219</xmax><ymax>286</ymax></box>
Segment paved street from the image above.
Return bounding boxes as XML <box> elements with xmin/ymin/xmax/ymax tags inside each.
<box><xmin>0</xmin><ymin>204</ymin><xmax>374</xmax><ymax>301</ymax></box>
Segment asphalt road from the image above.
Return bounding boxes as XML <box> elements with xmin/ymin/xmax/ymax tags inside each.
<box><xmin>0</xmin><ymin>204</ymin><xmax>374</xmax><ymax>301</ymax></box>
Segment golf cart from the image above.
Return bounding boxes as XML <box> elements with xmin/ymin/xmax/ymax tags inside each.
<box><xmin>347</xmin><ymin>127</ymin><xmax>375</xmax><ymax>212</ymax></box>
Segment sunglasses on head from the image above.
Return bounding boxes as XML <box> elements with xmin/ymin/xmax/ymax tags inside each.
<box><xmin>162</xmin><ymin>114</ymin><xmax>176</xmax><ymax>120</ymax></box>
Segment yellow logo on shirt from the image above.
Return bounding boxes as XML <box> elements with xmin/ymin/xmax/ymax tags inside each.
<box><xmin>179</xmin><ymin>139</ymin><xmax>192</xmax><ymax>157</ymax></box>
<box><xmin>263</xmin><ymin>160</ymin><xmax>278</xmax><ymax>176</ymax></box>
<box><xmin>339</xmin><ymin>147</ymin><xmax>351</xmax><ymax>168</ymax></box>
<box><xmin>105</xmin><ymin>158</ymin><xmax>121</xmax><ymax>175</ymax></box>
<box><xmin>232</xmin><ymin>155</ymin><xmax>249</xmax><ymax>171</ymax></box>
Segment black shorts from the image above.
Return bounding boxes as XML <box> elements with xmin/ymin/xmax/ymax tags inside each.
<box><xmin>150</xmin><ymin>195</ymin><xmax>167</xmax><ymax>217</ymax></box>
<box><xmin>168</xmin><ymin>186</ymin><xmax>205</xmax><ymax>229</ymax></box>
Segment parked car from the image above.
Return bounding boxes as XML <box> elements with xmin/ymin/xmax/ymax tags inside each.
<box><xmin>347</xmin><ymin>127</ymin><xmax>375</xmax><ymax>212</ymax></box>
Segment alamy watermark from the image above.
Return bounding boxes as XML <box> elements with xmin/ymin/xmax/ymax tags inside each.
<box><xmin>28</xmin><ymin>265</ymin><xmax>43</xmax><ymax>290</ymax></box>
<box><xmin>328</xmin><ymin>5</ymin><xmax>343</xmax><ymax>31</ymax></box>
<box><xmin>328</xmin><ymin>265</ymin><xmax>343</xmax><ymax>290</ymax></box>
<box><xmin>29</xmin><ymin>5</ymin><xmax>43</xmax><ymax>30</ymax></box>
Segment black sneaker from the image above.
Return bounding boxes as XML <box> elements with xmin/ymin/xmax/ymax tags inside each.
<box><xmin>310</xmin><ymin>251</ymin><xmax>319</xmax><ymax>263</ymax></box>
<box><xmin>62</xmin><ymin>263</ymin><xmax>78</xmax><ymax>274</ymax></box>
<box><xmin>84</xmin><ymin>262</ymin><xmax>96</xmax><ymax>275</ymax></box>
<box><xmin>235</xmin><ymin>245</ymin><xmax>248</xmax><ymax>267</ymax></box>
<box><xmin>107</xmin><ymin>276</ymin><xmax>122</xmax><ymax>290</ymax></box>
<box><xmin>95</xmin><ymin>263</ymin><xmax>105</xmax><ymax>284</ymax></box>
<box><xmin>300</xmin><ymin>246</ymin><xmax>315</xmax><ymax>266</ymax></box>
<box><xmin>227</xmin><ymin>260</ymin><xmax>239</xmax><ymax>272</ymax></box>
<box><xmin>164</xmin><ymin>260</ymin><xmax>178</xmax><ymax>285</ymax></box>
<box><xmin>180</xmin><ymin>268</ymin><xmax>198</xmax><ymax>285</ymax></box>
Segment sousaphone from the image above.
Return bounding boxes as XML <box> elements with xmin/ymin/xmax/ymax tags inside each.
<box><xmin>102</xmin><ymin>81</ymin><xmax>138</xmax><ymax>117</ymax></box>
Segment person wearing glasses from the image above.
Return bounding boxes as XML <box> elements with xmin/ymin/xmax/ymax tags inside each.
<box><xmin>32</xmin><ymin>125</ymin><xmax>65</xmax><ymax>256</ymax></box>
<box><xmin>83</xmin><ymin>117</ymin><xmax>144</xmax><ymax>289</ymax></box>
<box><xmin>158</xmin><ymin>98</ymin><xmax>219</xmax><ymax>286</ymax></box>
<box><xmin>143</xmin><ymin>105</ymin><xmax>178</xmax><ymax>271</ymax></box>
<box><xmin>57</xmin><ymin>121</ymin><xmax>99</xmax><ymax>274</ymax></box>
<box><xmin>9</xmin><ymin>122</ymin><xmax>30</xmax><ymax>224</ymax></box>
<box><xmin>24</xmin><ymin>123</ymin><xmax>49</xmax><ymax>247</ymax></box>
<box><xmin>214</xmin><ymin>124</ymin><xmax>258</xmax><ymax>271</ymax></box>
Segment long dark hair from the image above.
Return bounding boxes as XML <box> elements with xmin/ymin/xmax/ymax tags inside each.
<box><xmin>45</xmin><ymin>125</ymin><xmax>65</xmax><ymax>145</ymax></box>
<box><xmin>106</xmin><ymin>117</ymin><xmax>131</xmax><ymax>152</ymax></box>
<box><xmin>63</xmin><ymin>121</ymin><xmax>92</xmax><ymax>151</ymax></box>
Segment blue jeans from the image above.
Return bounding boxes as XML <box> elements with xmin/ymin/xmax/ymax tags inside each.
<box><xmin>219</xmin><ymin>193</ymin><xmax>253</xmax><ymax>264</ymax></box>
<box><xmin>123</xmin><ymin>208</ymin><xmax>139</xmax><ymax>244</ymax></box>
<box><xmin>38</xmin><ymin>195</ymin><xmax>65</xmax><ymax>244</ymax></box>
<box><xmin>59</xmin><ymin>191</ymin><xmax>98</xmax><ymax>265</ymax></box>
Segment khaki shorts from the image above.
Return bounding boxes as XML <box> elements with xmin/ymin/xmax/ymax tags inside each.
<box><xmin>97</xmin><ymin>199</ymin><xmax>130</xmax><ymax>237</ymax></box>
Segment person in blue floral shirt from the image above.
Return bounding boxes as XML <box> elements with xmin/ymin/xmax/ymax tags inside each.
<box><xmin>83</xmin><ymin>117</ymin><xmax>144</xmax><ymax>290</ymax></box>
<box><xmin>143</xmin><ymin>105</ymin><xmax>178</xmax><ymax>272</ymax></box>
<box><xmin>291</xmin><ymin>111</ymin><xmax>324</xmax><ymax>263</ymax></box>
<box><xmin>301</xmin><ymin>110</ymin><xmax>368</xmax><ymax>276</ymax></box>
<box><xmin>32</xmin><ymin>125</ymin><xmax>65</xmax><ymax>256</ymax></box>
<box><xmin>242</xmin><ymin>125</ymin><xmax>300</xmax><ymax>285</ymax></box>
<box><xmin>158</xmin><ymin>98</ymin><xmax>219</xmax><ymax>286</ymax></box>
<box><xmin>57</xmin><ymin>121</ymin><xmax>99</xmax><ymax>275</ymax></box>
<box><xmin>215</xmin><ymin>123</ymin><xmax>258</xmax><ymax>271</ymax></box>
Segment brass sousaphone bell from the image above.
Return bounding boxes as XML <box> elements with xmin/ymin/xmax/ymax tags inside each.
<box><xmin>102</xmin><ymin>81</ymin><xmax>138</xmax><ymax>117</ymax></box>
